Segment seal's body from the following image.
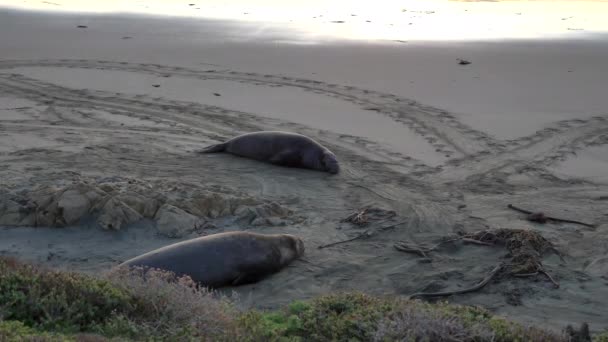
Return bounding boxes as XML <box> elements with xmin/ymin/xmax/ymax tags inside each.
<box><xmin>118</xmin><ymin>231</ymin><xmax>304</xmax><ymax>288</ymax></box>
<box><xmin>199</xmin><ymin>131</ymin><xmax>340</xmax><ymax>174</ymax></box>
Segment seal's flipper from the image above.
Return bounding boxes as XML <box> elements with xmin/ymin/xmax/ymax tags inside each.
<box><xmin>197</xmin><ymin>142</ymin><xmax>227</xmax><ymax>153</ymax></box>
<box><xmin>269</xmin><ymin>150</ymin><xmax>301</xmax><ymax>167</ymax></box>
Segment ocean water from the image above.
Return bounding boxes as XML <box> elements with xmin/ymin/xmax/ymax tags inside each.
<box><xmin>1</xmin><ymin>0</ymin><xmax>607</xmax><ymax>41</ymax></box>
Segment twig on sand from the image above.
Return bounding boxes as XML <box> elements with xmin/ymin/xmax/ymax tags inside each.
<box><xmin>409</xmin><ymin>263</ymin><xmax>504</xmax><ymax>299</ymax></box>
<box><xmin>318</xmin><ymin>230</ymin><xmax>372</xmax><ymax>249</ymax></box>
<box><xmin>394</xmin><ymin>237</ymin><xmax>467</xmax><ymax>258</ymax></box>
<box><xmin>319</xmin><ymin>220</ymin><xmax>408</xmax><ymax>249</ymax></box>
<box><xmin>377</xmin><ymin>220</ymin><xmax>408</xmax><ymax>232</ymax></box>
<box><xmin>513</xmin><ymin>267</ymin><xmax>560</xmax><ymax>289</ymax></box>
<box><xmin>539</xmin><ymin>268</ymin><xmax>560</xmax><ymax>288</ymax></box>
<box><xmin>394</xmin><ymin>242</ymin><xmax>432</xmax><ymax>258</ymax></box>
<box><xmin>507</xmin><ymin>204</ymin><xmax>596</xmax><ymax>228</ymax></box>
<box><xmin>461</xmin><ymin>238</ymin><xmax>495</xmax><ymax>246</ymax></box>
<box><xmin>347</xmin><ymin>183</ymin><xmax>396</xmax><ymax>201</ymax></box>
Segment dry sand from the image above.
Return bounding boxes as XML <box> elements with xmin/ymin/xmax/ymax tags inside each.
<box><xmin>1</xmin><ymin>8</ymin><xmax>608</xmax><ymax>334</ymax></box>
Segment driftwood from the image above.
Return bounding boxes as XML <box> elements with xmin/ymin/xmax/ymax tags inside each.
<box><xmin>409</xmin><ymin>264</ymin><xmax>503</xmax><ymax>299</ymax></box>
<box><xmin>394</xmin><ymin>242</ymin><xmax>433</xmax><ymax>258</ymax></box>
<box><xmin>393</xmin><ymin>237</ymin><xmax>462</xmax><ymax>257</ymax></box>
<box><xmin>318</xmin><ymin>230</ymin><xmax>373</xmax><ymax>249</ymax></box>
<box><xmin>507</xmin><ymin>204</ymin><xmax>596</xmax><ymax>228</ymax></box>
<box><xmin>399</xmin><ymin>228</ymin><xmax>563</xmax><ymax>298</ymax></box>
<box><xmin>318</xmin><ymin>220</ymin><xmax>408</xmax><ymax>249</ymax></box>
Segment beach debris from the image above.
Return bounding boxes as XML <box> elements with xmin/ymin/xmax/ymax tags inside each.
<box><xmin>152</xmin><ymin>84</ymin><xmax>160</xmax><ymax>88</ymax></box>
<box><xmin>457</xmin><ymin>59</ymin><xmax>471</xmax><ymax>65</ymax></box>
<box><xmin>331</xmin><ymin>21</ymin><xmax>345</xmax><ymax>24</ymax></box>
<box><xmin>213</xmin><ymin>92</ymin><xmax>221</xmax><ymax>97</ymax></box>
<box><xmin>77</xmin><ymin>25</ymin><xmax>88</xmax><ymax>29</ymax></box>
<box><xmin>340</xmin><ymin>206</ymin><xmax>397</xmax><ymax>227</ymax></box>
<box><xmin>400</xmin><ymin>228</ymin><xmax>563</xmax><ymax>299</ymax></box>
<box><xmin>318</xmin><ymin>220</ymin><xmax>408</xmax><ymax>249</ymax></box>
<box><xmin>507</xmin><ymin>203</ymin><xmax>596</xmax><ymax>228</ymax></box>
<box><xmin>341</xmin><ymin>208</ymin><xmax>370</xmax><ymax>226</ymax></box>
<box><xmin>318</xmin><ymin>230</ymin><xmax>373</xmax><ymax>249</ymax></box>
<box><xmin>409</xmin><ymin>263</ymin><xmax>504</xmax><ymax>299</ymax></box>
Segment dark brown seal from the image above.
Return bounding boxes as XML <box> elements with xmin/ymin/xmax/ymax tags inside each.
<box><xmin>198</xmin><ymin>131</ymin><xmax>340</xmax><ymax>174</ymax></box>
<box><xmin>117</xmin><ymin>231</ymin><xmax>305</xmax><ymax>288</ymax></box>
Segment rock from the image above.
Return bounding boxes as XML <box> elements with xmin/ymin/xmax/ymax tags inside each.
<box><xmin>29</xmin><ymin>185</ymin><xmax>65</xmax><ymax>227</ymax></box>
<box><xmin>190</xmin><ymin>191</ymin><xmax>231</xmax><ymax>218</ymax></box>
<box><xmin>98</xmin><ymin>184</ymin><xmax>116</xmax><ymax>193</ymax></box>
<box><xmin>117</xmin><ymin>193</ymin><xmax>160</xmax><ymax>218</ymax></box>
<box><xmin>155</xmin><ymin>204</ymin><xmax>199</xmax><ymax>238</ymax></box>
<box><xmin>233</xmin><ymin>202</ymin><xmax>292</xmax><ymax>226</ymax></box>
<box><xmin>251</xmin><ymin>217</ymin><xmax>269</xmax><ymax>226</ymax></box>
<box><xmin>96</xmin><ymin>197</ymin><xmax>143</xmax><ymax>230</ymax></box>
<box><xmin>234</xmin><ymin>206</ymin><xmax>257</xmax><ymax>224</ymax></box>
<box><xmin>26</xmin><ymin>183</ymin><xmax>107</xmax><ymax>227</ymax></box>
<box><xmin>255</xmin><ymin>202</ymin><xmax>292</xmax><ymax>218</ymax></box>
<box><xmin>184</xmin><ymin>191</ymin><xmax>233</xmax><ymax>218</ymax></box>
<box><xmin>57</xmin><ymin>189</ymin><xmax>91</xmax><ymax>225</ymax></box>
<box><xmin>0</xmin><ymin>198</ymin><xmax>35</xmax><ymax>226</ymax></box>
<box><xmin>29</xmin><ymin>185</ymin><xmax>60</xmax><ymax>209</ymax></box>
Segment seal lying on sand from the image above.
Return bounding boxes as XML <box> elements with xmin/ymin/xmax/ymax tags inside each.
<box><xmin>198</xmin><ymin>131</ymin><xmax>340</xmax><ymax>174</ymax></box>
<box><xmin>117</xmin><ymin>231</ymin><xmax>305</xmax><ymax>288</ymax></box>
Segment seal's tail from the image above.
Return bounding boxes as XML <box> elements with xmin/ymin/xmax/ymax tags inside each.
<box><xmin>197</xmin><ymin>142</ymin><xmax>227</xmax><ymax>153</ymax></box>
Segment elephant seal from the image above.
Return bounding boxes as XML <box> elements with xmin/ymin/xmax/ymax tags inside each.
<box><xmin>198</xmin><ymin>131</ymin><xmax>340</xmax><ymax>174</ymax></box>
<box><xmin>117</xmin><ymin>231</ymin><xmax>305</xmax><ymax>288</ymax></box>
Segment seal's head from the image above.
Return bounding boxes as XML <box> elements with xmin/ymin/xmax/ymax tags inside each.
<box><xmin>277</xmin><ymin>234</ymin><xmax>305</xmax><ymax>265</ymax></box>
<box><xmin>321</xmin><ymin>150</ymin><xmax>340</xmax><ymax>174</ymax></box>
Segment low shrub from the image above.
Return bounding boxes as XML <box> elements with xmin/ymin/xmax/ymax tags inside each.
<box><xmin>2</xmin><ymin>257</ymin><xmax>603</xmax><ymax>342</ymax></box>
<box><xmin>238</xmin><ymin>292</ymin><xmax>570</xmax><ymax>342</ymax></box>
<box><xmin>0</xmin><ymin>257</ymin><xmax>238</xmax><ymax>341</ymax></box>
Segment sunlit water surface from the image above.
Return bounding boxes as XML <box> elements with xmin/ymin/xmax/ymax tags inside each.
<box><xmin>1</xmin><ymin>0</ymin><xmax>607</xmax><ymax>41</ymax></box>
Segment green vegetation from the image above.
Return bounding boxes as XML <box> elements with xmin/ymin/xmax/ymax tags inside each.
<box><xmin>0</xmin><ymin>257</ymin><xmax>604</xmax><ymax>342</ymax></box>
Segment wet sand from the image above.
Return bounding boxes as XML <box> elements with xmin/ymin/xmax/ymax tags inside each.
<box><xmin>1</xmin><ymin>8</ymin><xmax>607</xmax><ymax>333</ymax></box>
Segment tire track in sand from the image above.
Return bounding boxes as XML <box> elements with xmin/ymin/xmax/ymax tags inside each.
<box><xmin>433</xmin><ymin>115</ymin><xmax>608</xmax><ymax>186</ymax></box>
<box><xmin>0</xmin><ymin>72</ymin><xmax>441</xmax><ymax>178</ymax></box>
<box><xmin>0</xmin><ymin>59</ymin><xmax>503</xmax><ymax>158</ymax></box>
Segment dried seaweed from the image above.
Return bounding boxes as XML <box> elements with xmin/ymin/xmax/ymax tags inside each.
<box><xmin>319</xmin><ymin>219</ymin><xmax>407</xmax><ymax>249</ymax></box>
<box><xmin>340</xmin><ymin>206</ymin><xmax>397</xmax><ymax>227</ymax></box>
<box><xmin>400</xmin><ymin>228</ymin><xmax>563</xmax><ymax>299</ymax></box>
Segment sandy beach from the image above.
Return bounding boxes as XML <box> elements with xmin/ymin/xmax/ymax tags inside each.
<box><xmin>1</xmin><ymin>2</ymin><xmax>608</xmax><ymax>334</ymax></box>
